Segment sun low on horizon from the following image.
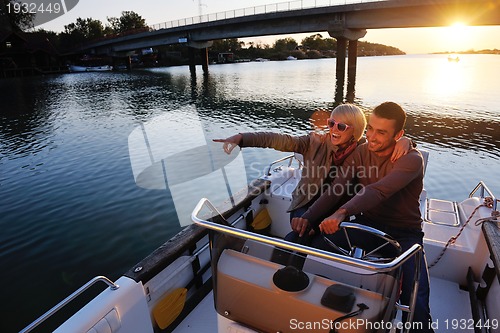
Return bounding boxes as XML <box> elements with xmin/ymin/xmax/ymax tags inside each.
<box><xmin>427</xmin><ymin>22</ymin><xmax>500</xmax><ymax>53</ymax></box>
<box><xmin>444</xmin><ymin>22</ymin><xmax>474</xmax><ymax>51</ymax></box>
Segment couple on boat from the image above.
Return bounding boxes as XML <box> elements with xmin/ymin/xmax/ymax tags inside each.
<box><xmin>214</xmin><ymin>101</ymin><xmax>434</xmax><ymax>333</ymax></box>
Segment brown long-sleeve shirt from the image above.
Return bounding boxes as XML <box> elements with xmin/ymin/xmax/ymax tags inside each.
<box><xmin>302</xmin><ymin>143</ymin><xmax>424</xmax><ymax>229</ymax></box>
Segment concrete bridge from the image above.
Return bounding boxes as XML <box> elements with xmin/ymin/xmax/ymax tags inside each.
<box><xmin>83</xmin><ymin>0</ymin><xmax>500</xmax><ymax>102</ymax></box>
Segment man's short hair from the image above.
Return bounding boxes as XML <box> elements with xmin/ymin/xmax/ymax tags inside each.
<box><xmin>372</xmin><ymin>102</ymin><xmax>406</xmax><ymax>134</ymax></box>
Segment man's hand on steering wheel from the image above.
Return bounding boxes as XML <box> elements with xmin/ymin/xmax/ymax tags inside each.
<box><xmin>319</xmin><ymin>208</ymin><xmax>348</xmax><ymax>234</ymax></box>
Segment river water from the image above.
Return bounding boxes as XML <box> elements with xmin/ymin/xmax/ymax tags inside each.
<box><xmin>1</xmin><ymin>54</ymin><xmax>499</xmax><ymax>332</ymax></box>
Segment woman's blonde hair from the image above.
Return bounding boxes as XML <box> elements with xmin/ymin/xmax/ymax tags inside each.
<box><xmin>330</xmin><ymin>103</ymin><xmax>367</xmax><ymax>142</ymax></box>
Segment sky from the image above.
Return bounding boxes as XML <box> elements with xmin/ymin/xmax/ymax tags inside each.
<box><xmin>37</xmin><ymin>0</ymin><xmax>500</xmax><ymax>54</ymax></box>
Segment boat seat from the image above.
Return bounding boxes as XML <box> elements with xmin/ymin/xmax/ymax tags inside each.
<box><xmin>420</xmin><ymin>149</ymin><xmax>429</xmax><ymax>175</ymax></box>
<box><xmin>419</xmin><ymin>149</ymin><xmax>429</xmax><ymax>220</ymax></box>
<box><xmin>260</xmin><ymin>154</ymin><xmax>303</xmax><ymax>238</ymax></box>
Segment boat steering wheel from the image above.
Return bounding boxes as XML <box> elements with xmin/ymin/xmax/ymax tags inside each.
<box><xmin>323</xmin><ymin>222</ymin><xmax>402</xmax><ymax>262</ymax></box>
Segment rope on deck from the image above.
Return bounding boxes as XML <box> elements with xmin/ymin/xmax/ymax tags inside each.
<box><xmin>428</xmin><ymin>197</ymin><xmax>497</xmax><ymax>269</ymax></box>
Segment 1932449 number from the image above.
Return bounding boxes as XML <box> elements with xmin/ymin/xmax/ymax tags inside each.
<box><xmin>7</xmin><ymin>1</ymin><xmax>62</xmax><ymax>14</ymax></box>
<box><xmin>443</xmin><ymin>319</ymin><xmax>499</xmax><ymax>330</ymax></box>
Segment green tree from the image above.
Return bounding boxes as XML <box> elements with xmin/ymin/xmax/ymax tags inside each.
<box><xmin>211</xmin><ymin>38</ymin><xmax>244</xmax><ymax>53</ymax></box>
<box><xmin>273</xmin><ymin>37</ymin><xmax>298</xmax><ymax>52</ymax></box>
<box><xmin>301</xmin><ymin>34</ymin><xmax>323</xmax><ymax>50</ymax></box>
<box><xmin>106</xmin><ymin>16</ymin><xmax>120</xmax><ymax>33</ymax></box>
<box><xmin>322</xmin><ymin>38</ymin><xmax>337</xmax><ymax>51</ymax></box>
<box><xmin>357</xmin><ymin>41</ymin><xmax>405</xmax><ymax>56</ymax></box>
<box><xmin>59</xmin><ymin>17</ymin><xmax>105</xmax><ymax>48</ymax></box>
<box><xmin>238</xmin><ymin>42</ymin><xmax>270</xmax><ymax>60</ymax></box>
<box><xmin>107</xmin><ymin>11</ymin><xmax>147</xmax><ymax>34</ymax></box>
<box><xmin>301</xmin><ymin>33</ymin><xmax>336</xmax><ymax>51</ymax></box>
<box><xmin>0</xmin><ymin>0</ymin><xmax>35</xmax><ymax>31</ymax></box>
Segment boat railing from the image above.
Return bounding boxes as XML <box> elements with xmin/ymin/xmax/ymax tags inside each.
<box><xmin>469</xmin><ymin>181</ymin><xmax>498</xmax><ymax>212</ymax></box>
<box><xmin>192</xmin><ymin>198</ymin><xmax>422</xmax><ymax>332</ymax></box>
<box><xmin>19</xmin><ymin>276</ymin><xmax>119</xmax><ymax>333</ymax></box>
<box><xmin>192</xmin><ymin>198</ymin><xmax>422</xmax><ymax>272</ymax></box>
<box><xmin>264</xmin><ymin>153</ymin><xmax>302</xmax><ymax>176</ymax></box>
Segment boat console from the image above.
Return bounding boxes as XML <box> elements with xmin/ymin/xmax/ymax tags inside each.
<box><xmin>192</xmin><ymin>198</ymin><xmax>423</xmax><ymax>333</ymax></box>
<box><xmin>216</xmin><ymin>249</ymin><xmax>388</xmax><ymax>333</ymax></box>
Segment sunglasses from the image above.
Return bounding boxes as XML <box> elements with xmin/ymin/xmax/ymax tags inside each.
<box><xmin>327</xmin><ymin>118</ymin><xmax>351</xmax><ymax>132</ymax></box>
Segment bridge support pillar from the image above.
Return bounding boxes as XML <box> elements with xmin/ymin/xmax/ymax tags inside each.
<box><xmin>200</xmin><ymin>48</ymin><xmax>209</xmax><ymax>74</ymax></box>
<box><xmin>335</xmin><ymin>37</ymin><xmax>347</xmax><ymax>104</ymax></box>
<box><xmin>328</xmin><ymin>28</ymin><xmax>367</xmax><ymax>103</ymax></box>
<box><xmin>188</xmin><ymin>47</ymin><xmax>196</xmax><ymax>74</ymax></box>
<box><xmin>125</xmin><ymin>56</ymin><xmax>131</xmax><ymax>70</ymax></box>
<box><xmin>187</xmin><ymin>41</ymin><xmax>212</xmax><ymax>75</ymax></box>
<box><xmin>346</xmin><ymin>40</ymin><xmax>358</xmax><ymax>103</ymax></box>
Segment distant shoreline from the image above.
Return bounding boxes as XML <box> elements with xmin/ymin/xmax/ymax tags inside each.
<box><xmin>432</xmin><ymin>49</ymin><xmax>500</xmax><ymax>55</ymax></box>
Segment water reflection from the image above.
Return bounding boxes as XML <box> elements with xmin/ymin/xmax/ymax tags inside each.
<box><xmin>424</xmin><ymin>60</ymin><xmax>469</xmax><ymax>97</ymax></box>
<box><xmin>0</xmin><ymin>78</ymin><xmax>58</xmax><ymax>158</ymax></box>
<box><xmin>407</xmin><ymin>110</ymin><xmax>500</xmax><ymax>158</ymax></box>
<box><xmin>180</xmin><ymin>66</ymin><xmax>500</xmax><ymax>160</ymax></box>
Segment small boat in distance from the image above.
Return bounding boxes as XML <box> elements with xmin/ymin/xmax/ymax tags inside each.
<box><xmin>68</xmin><ymin>65</ymin><xmax>113</xmax><ymax>72</ymax></box>
<box><xmin>447</xmin><ymin>54</ymin><xmax>460</xmax><ymax>62</ymax></box>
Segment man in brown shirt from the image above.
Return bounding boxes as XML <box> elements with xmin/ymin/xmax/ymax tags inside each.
<box><xmin>295</xmin><ymin>102</ymin><xmax>434</xmax><ymax>333</ymax></box>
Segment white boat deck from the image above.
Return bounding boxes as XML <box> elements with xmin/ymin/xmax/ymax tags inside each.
<box><xmin>173</xmin><ymin>276</ymin><xmax>473</xmax><ymax>333</ymax></box>
<box><xmin>173</xmin><ymin>291</ymin><xmax>217</xmax><ymax>332</ymax></box>
<box><xmin>428</xmin><ymin>277</ymin><xmax>474</xmax><ymax>333</ymax></box>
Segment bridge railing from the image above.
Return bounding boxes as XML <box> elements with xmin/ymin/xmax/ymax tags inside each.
<box><xmin>149</xmin><ymin>0</ymin><xmax>385</xmax><ymax>31</ymax></box>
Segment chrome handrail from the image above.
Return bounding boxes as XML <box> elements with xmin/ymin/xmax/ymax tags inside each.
<box><xmin>192</xmin><ymin>198</ymin><xmax>421</xmax><ymax>272</ymax></box>
<box><xmin>264</xmin><ymin>154</ymin><xmax>297</xmax><ymax>176</ymax></box>
<box><xmin>19</xmin><ymin>276</ymin><xmax>119</xmax><ymax>333</ymax></box>
<box><xmin>469</xmin><ymin>181</ymin><xmax>498</xmax><ymax>212</ymax></box>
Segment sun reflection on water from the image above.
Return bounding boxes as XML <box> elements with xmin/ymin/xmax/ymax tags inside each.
<box><xmin>423</xmin><ymin>57</ymin><xmax>469</xmax><ymax>101</ymax></box>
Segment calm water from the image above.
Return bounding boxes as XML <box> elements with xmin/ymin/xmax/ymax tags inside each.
<box><xmin>1</xmin><ymin>54</ymin><xmax>499</xmax><ymax>332</ymax></box>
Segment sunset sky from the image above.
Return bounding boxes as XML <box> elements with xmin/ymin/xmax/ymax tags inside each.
<box><xmin>38</xmin><ymin>0</ymin><xmax>500</xmax><ymax>54</ymax></box>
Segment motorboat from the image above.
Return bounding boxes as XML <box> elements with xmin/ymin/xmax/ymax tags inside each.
<box><xmin>447</xmin><ymin>55</ymin><xmax>460</xmax><ymax>62</ymax></box>
<box><xmin>20</xmin><ymin>150</ymin><xmax>500</xmax><ymax>333</ymax></box>
<box><xmin>68</xmin><ymin>64</ymin><xmax>113</xmax><ymax>72</ymax></box>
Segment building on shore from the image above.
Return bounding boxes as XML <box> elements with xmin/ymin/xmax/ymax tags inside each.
<box><xmin>1</xmin><ymin>31</ymin><xmax>66</xmax><ymax>78</ymax></box>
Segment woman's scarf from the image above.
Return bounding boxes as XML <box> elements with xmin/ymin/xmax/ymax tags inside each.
<box><xmin>333</xmin><ymin>140</ymin><xmax>357</xmax><ymax>166</ymax></box>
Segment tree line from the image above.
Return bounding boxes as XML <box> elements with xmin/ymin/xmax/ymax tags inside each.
<box><xmin>208</xmin><ymin>34</ymin><xmax>405</xmax><ymax>63</ymax></box>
